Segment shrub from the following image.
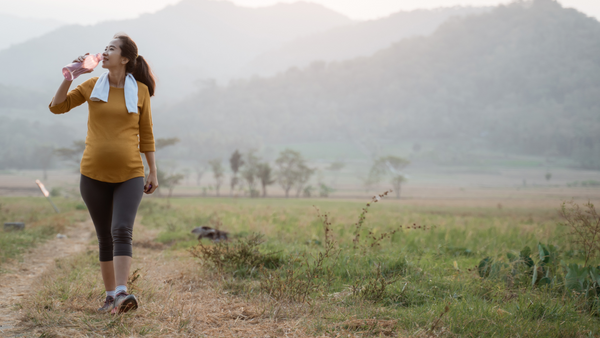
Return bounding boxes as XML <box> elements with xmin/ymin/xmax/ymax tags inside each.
<box><xmin>50</xmin><ymin>187</ymin><xmax>61</xmax><ymax>197</ymax></box>
<box><xmin>189</xmin><ymin>233</ymin><xmax>283</xmax><ymax>277</ymax></box>
<box><xmin>560</xmin><ymin>201</ymin><xmax>600</xmax><ymax>266</ymax></box>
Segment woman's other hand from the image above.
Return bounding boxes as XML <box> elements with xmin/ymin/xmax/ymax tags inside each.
<box><xmin>144</xmin><ymin>171</ymin><xmax>158</xmax><ymax>194</ymax></box>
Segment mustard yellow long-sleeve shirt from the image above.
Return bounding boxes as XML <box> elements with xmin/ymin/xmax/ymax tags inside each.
<box><xmin>49</xmin><ymin>77</ymin><xmax>155</xmax><ymax>183</ymax></box>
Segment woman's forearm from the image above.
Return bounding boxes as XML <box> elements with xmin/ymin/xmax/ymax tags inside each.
<box><xmin>51</xmin><ymin>79</ymin><xmax>74</xmax><ymax>107</ymax></box>
<box><xmin>144</xmin><ymin>151</ymin><xmax>157</xmax><ymax>173</ymax></box>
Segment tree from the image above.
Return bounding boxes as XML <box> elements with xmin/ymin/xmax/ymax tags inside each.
<box><xmin>195</xmin><ymin>162</ymin><xmax>208</xmax><ymax>186</ymax></box>
<box><xmin>54</xmin><ymin>140</ymin><xmax>85</xmax><ymax>172</ymax></box>
<box><xmin>157</xmin><ymin>171</ymin><xmax>184</xmax><ymax>199</ymax></box>
<box><xmin>229</xmin><ymin>150</ymin><xmax>244</xmax><ymax>196</ymax></box>
<box><xmin>240</xmin><ymin>151</ymin><xmax>260</xmax><ymax>197</ymax></box>
<box><xmin>256</xmin><ymin>163</ymin><xmax>276</xmax><ymax>197</ymax></box>
<box><xmin>327</xmin><ymin>160</ymin><xmax>345</xmax><ymax>188</ymax></box>
<box><xmin>155</xmin><ymin>137</ymin><xmax>180</xmax><ymax>150</ymax></box>
<box><xmin>369</xmin><ymin>156</ymin><xmax>410</xmax><ymax>198</ymax></box>
<box><xmin>181</xmin><ymin>167</ymin><xmax>191</xmax><ymax>186</ymax></box>
<box><xmin>391</xmin><ymin>174</ymin><xmax>407</xmax><ymax>199</ymax></box>
<box><xmin>275</xmin><ymin>149</ymin><xmax>306</xmax><ymax>198</ymax></box>
<box><xmin>303</xmin><ymin>185</ymin><xmax>314</xmax><ymax>197</ymax></box>
<box><xmin>34</xmin><ymin>145</ymin><xmax>54</xmax><ymax>181</ymax></box>
<box><xmin>294</xmin><ymin>163</ymin><xmax>315</xmax><ymax>198</ymax></box>
<box><xmin>153</xmin><ymin>137</ymin><xmax>181</xmax><ymax>197</ymax></box>
<box><xmin>209</xmin><ymin>159</ymin><xmax>224</xmax><ymax>196</ymax></box>
<box><xmin>319</xmin><ymin>183</ymin><xmax>335</xmax><ymax>197</ymax></box>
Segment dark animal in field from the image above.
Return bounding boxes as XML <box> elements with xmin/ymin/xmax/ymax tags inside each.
<box><xmin>191</xmin><ymin>226</ymin><xmax>229</xmax><ymax>242</ymax></box>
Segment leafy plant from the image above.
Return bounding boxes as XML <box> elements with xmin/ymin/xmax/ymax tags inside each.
<box><xmin>564</xmin><ymin>264</ymin><xmax>600</xmax><ymax>313</ymax></box>
<box><xmin>477</xmin><ymin>243</ymin><xmax>560</xmax><ymax>288</ymax></box>
<box><xmin>531</xmin><ymin>243</ymin><xmax>561</xmax><ymax>287</ymax></box>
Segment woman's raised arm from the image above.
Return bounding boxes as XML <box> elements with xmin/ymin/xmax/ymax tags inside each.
<box><xmin>50</xmin><ymin>53</ymin><xmax>94</xmax><ymax>108</ymax></box>
<box><xmin>50</xmin><ymin>78</ymin><xmax>74</xmax><ymax>107</ymax></box>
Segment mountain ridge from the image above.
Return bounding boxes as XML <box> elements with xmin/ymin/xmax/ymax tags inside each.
<box><xmin>0</xmin><ymin>0</ymin><xmax>353</xmax><ymax>101</ymax></box>
<box><xmin>164</xmin><ymin>0</ymin><xmax>600</xmax><ymax>169</ymax></box>
<box><xmin>0</xmin><ymin>13</ymin><xmax>65</xmax><ymax>51</ymax></box>
<box><xmin>237</xmin><ymin>6</ymin><xmax>491</xmax><ymax>78</ymax></box>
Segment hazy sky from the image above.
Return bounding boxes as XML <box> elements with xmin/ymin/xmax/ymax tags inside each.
<box><xmin>0</xmin><ymin>0</ymin><xmax>599</xmax><ymax>23</ymax></box>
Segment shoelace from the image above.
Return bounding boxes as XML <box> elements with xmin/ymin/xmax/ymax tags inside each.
<box><xmin>104</xmin><ymin>296</ymin><xmax>115</xmax><ymax>305</ymax></box>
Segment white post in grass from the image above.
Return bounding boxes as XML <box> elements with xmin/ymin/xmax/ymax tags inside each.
<box><xmin>35</xmin><ymin>179</ymin><xmax>60</xmax><ymax>213</ymax></box>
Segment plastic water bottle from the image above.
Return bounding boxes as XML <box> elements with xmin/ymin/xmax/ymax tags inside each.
<box><xmin>62</xmin><ymin>53</ymin><xmax>103</xmax><ymax>81</ymax></box>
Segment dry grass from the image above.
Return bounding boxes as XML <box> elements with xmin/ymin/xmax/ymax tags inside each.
<box><xmin>13</xmin><ymin>225</ymin><xmax>321</xmax><ymax>337</ymax></box>
<box><xmin>13</xmin><ymin>223</ymin><xmax>407</xmax><ymax>337</ymax></box>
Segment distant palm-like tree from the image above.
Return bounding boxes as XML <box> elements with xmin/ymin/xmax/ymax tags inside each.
<box><xmin>229</xmin><ymin>150</ymin><xmax>244</xmax><ymax>196</ymax></box>
<box><xmin>369</xmin><ymin>156</ymin><xmax>410</xmax><ymax>198</ymax></box>
<box><xmin>209</xmin><ymin>159</ymin><xmax>224</xmax><ymax>196</ymax></box>
<box><xmin>257</xmin><ymin>163</ymin><xmax>276</xmax><ymax>197</ymax></box>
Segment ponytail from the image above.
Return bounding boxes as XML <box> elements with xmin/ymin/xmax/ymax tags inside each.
<box><xmin>132</xmin><ymin>55</ymin><xmax>156</xmax><ymax>97</ymax></box>
<box><xmin>114</xmin><ymin>34</ymin><xmax>157</xmax><ymax>97</ymax></box>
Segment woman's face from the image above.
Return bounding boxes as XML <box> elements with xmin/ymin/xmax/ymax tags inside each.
<box><xmin>101</xmin><ymin>39</ymin><xmax>128</xmax><ymax>69</ymax></box>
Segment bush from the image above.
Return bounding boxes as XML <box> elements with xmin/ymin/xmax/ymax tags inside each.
<box><xmin>560</xmin><ymin>201</ymin><xmax>600</xmax><ymax>266</ymax></box>
<box><xmin>189</xmin><ymin>233</ymin><xmax>284</xmax><ymax>278</ymax></box>
<box><xmin>189</xmin><ymin>190</ymin><xmax>412</xmax><ymax>304</ymax></box>
<box><xmin>50</xmin><ymin>187</ymin><xmax>61</xmax><ymax>197</ymax></box>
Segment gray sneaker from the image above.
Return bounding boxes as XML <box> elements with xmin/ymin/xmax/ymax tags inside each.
<box><xmin>97</xmin><ymin>296</ymin><xmax>115</xmax><ymax>313</ymax></box>
<box><xmin>111</xmin><ymin>291</ymin><xmax>138</xmax><ymax>314</ymax></box>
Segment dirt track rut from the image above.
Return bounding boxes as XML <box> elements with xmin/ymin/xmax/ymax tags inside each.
<box><xmin>0</xmin><ymin>220</ymin><xmax>93</xmax><ymax>336</ymax></box>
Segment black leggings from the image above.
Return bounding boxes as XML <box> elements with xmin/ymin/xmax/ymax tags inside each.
<box><xmin>79</xmin><ymin>174</ymin><xmax>144</xmax><ymax>262</ymax></box>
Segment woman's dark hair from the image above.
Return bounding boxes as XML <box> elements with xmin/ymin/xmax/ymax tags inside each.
<box><xmin>114</xmin><ymin>33</ymin><xmax>156</xmax><ymax>97</ymax></box>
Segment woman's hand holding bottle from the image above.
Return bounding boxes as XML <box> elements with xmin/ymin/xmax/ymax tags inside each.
<box><xmin>63</xmin><ymin>52</ymin><xmax>103</xmax><ymax>81</ymax></box>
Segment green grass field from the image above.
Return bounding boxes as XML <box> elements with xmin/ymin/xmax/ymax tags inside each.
<box><xmin>0</xmin><ymin>197</ymin><xmax>87</xmax><ymax>268</ymax></box>
<box><xmin>3</xmin><ymin>194</ymin><xmax>599</xmax><ymax>336</ymax></box>
<box><xmin>135</xmin><ymin>195</ymin><xmax>599</xmax><ymax>337</ymax></box>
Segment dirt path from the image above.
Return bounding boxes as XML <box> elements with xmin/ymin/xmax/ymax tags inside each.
<box><xmin>0</xmin><ymin>221</ymin><xmax>318</xmax><ymax>337</ymax></box>
<box><xmin>0</xmin><ymin>220</ymin><xmax>94</xmax><ymax>336</ymax></box>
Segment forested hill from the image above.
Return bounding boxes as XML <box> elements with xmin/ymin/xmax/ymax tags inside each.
<box><xmin>167</xmin><ymin>0</ymin><xmax>600</xmax><ymax>169</ymax></box>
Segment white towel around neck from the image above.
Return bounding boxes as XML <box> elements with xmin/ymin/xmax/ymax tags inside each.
<box><xmin>90</xmin><ymin>71</ymin><xmax>138</xmax><ymax>113</ymax></box>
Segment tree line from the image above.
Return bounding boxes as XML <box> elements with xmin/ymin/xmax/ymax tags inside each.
<box><xmin>206</xmin><ymin>148</ymin><xmax>317</xmax><ymax>198</ymax></box>
<box><xmin>49</xmin><ymin>136</ymin><xmax>412</xmax><ymax>199</ymax></box>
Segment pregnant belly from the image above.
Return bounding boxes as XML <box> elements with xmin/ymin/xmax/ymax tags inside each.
<box><xmin>82</xmin><ymin>143</ymin><xmax>142</xmax><ymax>172</ymax></box>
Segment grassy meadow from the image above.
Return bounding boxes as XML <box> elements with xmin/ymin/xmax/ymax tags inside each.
<box><xmin>133</xmin><ymin>196</ymin><xmax>599</xmax><ymax>336</ymax></box>
<box><xmin>5</xmin><ymin>193</ymin><xmax>600</xmax><ymax>337</ymax></box>
<box><xmin>0</xmin><ymin>197</ymin><xmax>87</xmax><ymax>268</ymax></box>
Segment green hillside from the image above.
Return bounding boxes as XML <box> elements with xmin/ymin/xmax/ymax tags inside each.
<box><xmin>167</xmin><ymin>0</ymin><xmax>600</xmax><ymax>169</ymax></box>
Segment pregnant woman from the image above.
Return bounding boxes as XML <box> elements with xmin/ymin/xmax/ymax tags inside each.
<box><xmin>49</xmin><ymin>34</ymin><xmax>158</xmax><ymax>314</ymax></box>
